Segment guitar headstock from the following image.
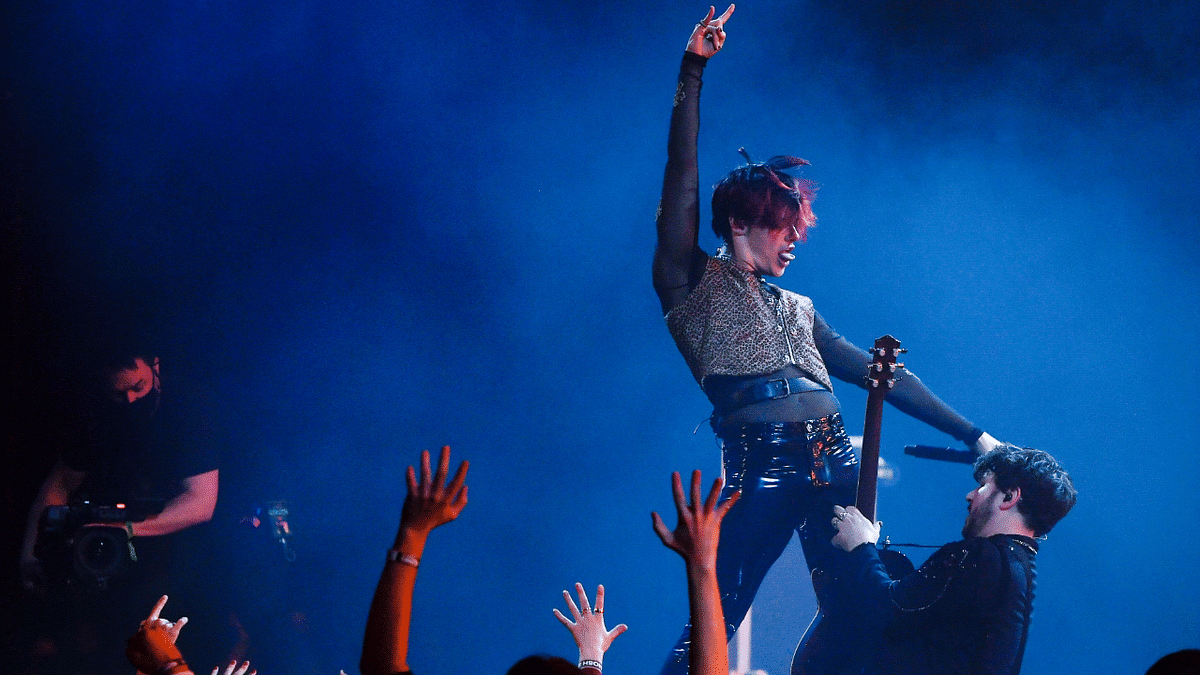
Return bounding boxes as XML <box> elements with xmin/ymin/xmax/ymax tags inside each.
<box><xmin>868</xmin><ymin>334</ymin><xmax>906</xmax><ymax>390</ymax></box>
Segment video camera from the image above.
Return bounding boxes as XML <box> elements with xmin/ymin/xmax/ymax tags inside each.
<box><xmin>35</xmin><ymin>500</ymin><xmax>161</xmax><ymax>591</ymax></box>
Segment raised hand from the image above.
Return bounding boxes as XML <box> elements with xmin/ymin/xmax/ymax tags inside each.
<box><xmin>142</xmin><ymin>594</ymin><xmax>189</xmax><ymax>644</ymax></box>
<box><xmin>652</xmin><ymin>470</ymin><xmax>739</xmax><ymax>567</ymax></box>
<box><xmin>210</xmin><ymin>660</ymin><xmax>254</xmax><ymax>675</ymax></box>
<box><xmin>126</xmin><ymin>621</ymin><xmax>186</xmax><ymax>675</ymax></box>
<box><xmin>553</xmin><ymin>583</ymin><xmax>629</xmax><ymax>665</ymax></box>
<box><xmin>397</xmin><ymin>445</ymin><xmax>469</xmax><ymax>542</ymax></box>
<box><xmin>653</xmin><ymin>471</ymin><xmax>739</xmax><ymax>675</ymax></box>
<box><xmin>128</xmin><ymin>595</ymin><xmax>192</xmax><ymax>675</ymax></box>
<box><xmin>686</xmin><ymin>5</ymin><xmax>735</xmax><ymax>58</ymax></box>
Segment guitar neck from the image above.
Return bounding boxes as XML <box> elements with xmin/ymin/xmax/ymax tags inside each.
<box><xmin>856</xmin><ymin>335</ymin><xmax>904</xmax><ymax>524</ymax></box>
<box><xmin>855</xmin><ymin>388</ymin><xmax>886</xmax><ymax>522</ymax></box>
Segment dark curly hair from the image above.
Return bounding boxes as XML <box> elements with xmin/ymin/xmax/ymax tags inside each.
<box><xmin>973</xmin><ymin>445</ymin><xmax>1077</xmax><ymax>537</ymax></box>
<box><xmin>711</xmin><ymin>150</ymin><xmax>818</xmax><ymax>244</ymax></box>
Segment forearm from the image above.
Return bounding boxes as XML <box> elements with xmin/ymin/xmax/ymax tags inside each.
<box><xmin>131</xmin><ymin>470</ymin><xmax>218</xmax><ymax>537</ymax></box>
<box><xmin>815</xmin><ymin>314</ymin><xmax>981</xmax><ymax>442</ymax></box>
<box><xmin>360</xmin><ymin>526</ymin><xmax>428</xmax><ymax>675</ymax></box>
<box><xmin>361</xmin><ymin>564</ymin><xmax>418</xmax><ymax>675</ymax></box>
<box><xmin>22</xmin><ymin>463</ymin><xmax>77</xmax><ymax>558</ymax></box>
<box><xmin>841</xmin><ymin>540</ymin><xmax>980</xmax><ymax>620</ymax></box>
<box><xmin>834</xmin><ymin>545</ymin><xmax>897</xmax><ymax>617</ymax></box>
<box><xmin>22</xmin><ymin>490</ymin><xmax>61</xmax><ymax>558</ymax></box>
<box><xmin>886</xmin><ymin>369</ymin><xmax>981</xmax><ymax>443</ymax></box>
<box><xmin>685</xmin><ymin>560</ymin><xmax>728</xmax><ymax>675</ymax></box>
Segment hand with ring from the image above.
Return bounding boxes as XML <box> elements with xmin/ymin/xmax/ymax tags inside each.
<box><xmin>830</xmin><ymin>505</ymin><xmax>881</xmax><ymax>552</ymax></box>
<box><xmin>686</xmin><ymin>4</ymin><xmax>735</xmax><ymax>58</ymax></box>
<box><xmin>553</xmin><ymin>583</ymin><xmax>628</xmax><ymax>668</ymax></box>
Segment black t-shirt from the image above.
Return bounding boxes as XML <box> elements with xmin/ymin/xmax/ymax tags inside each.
<box><xmin>61</xmin><ymin>382</ymin><xmax>219</xmax><ymax>512</ymax></box>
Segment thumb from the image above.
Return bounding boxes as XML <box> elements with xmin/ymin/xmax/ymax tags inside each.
<box><xmin>651</xmin><ymin>512</ymin><xmax>671</xmax><ymax>545</ymax></box>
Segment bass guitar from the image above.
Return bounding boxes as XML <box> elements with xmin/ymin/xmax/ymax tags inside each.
<box><xmin>791</xmin><ymin>335</ymin><xmax>915</xmax><ymax>675</ymax></box>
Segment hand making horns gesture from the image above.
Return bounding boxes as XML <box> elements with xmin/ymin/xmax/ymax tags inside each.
<box><xmin>687</xmin><ymin>5</ymin><xmax>735</xmax><ymax>58</ymax></box>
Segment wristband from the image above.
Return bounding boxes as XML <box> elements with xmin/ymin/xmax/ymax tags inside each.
<box><xmin>579</xmin><ymin>659</ymin><xmax>602</xmax><ymax>671</ymax></box>
<box><xmin>158</xmin><ymin>659</ymin><xmax>189</xmax><ymax>675</ymax></box>
<box><xmin>387</xmin><ymin>549</ymin><xmax>419</xmax><ymax>567</ymax></box>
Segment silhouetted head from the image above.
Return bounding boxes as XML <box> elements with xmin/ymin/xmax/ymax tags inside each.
<box><xmin>507</xmin><ymin>655</ymin><xmax>580</xmax><ymax>675</ymax></box>
<box><xmin>1146</xmin><ymin>649</ymin><xmax>1200</xmax><ymax>675</ymax></box>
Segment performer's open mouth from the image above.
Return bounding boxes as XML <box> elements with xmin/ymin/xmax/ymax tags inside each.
<box><xmin>780</xmin><ymin>247</ymin><xmax>795</xmax><ymax>264</ymax></box>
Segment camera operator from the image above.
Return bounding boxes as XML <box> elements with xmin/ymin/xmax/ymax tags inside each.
<box><xmin>20</xmin><ymin>350</ymin><xmax>219</xmax><ymax>591</ymax></box>
<box><xmin>17</xmin><ymin>345</ymin><xmax>219</xmax><ymax>673</ymax></box>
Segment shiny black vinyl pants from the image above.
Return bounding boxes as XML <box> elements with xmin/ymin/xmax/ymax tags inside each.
<box><xmin>660</xmin><ymin>413</ymin><xmax>859</xmax><ymax>675</ymax></box>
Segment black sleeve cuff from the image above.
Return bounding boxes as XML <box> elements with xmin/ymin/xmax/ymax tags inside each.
<box><xmin>682</xmin><ymin>50</ymin><xmax>708</xmax><ymax>68</ymax></box>
<box><xmin>963</xmin><ymin>427</ymin><xmax>984</xmax><ymax>446</ymax></box>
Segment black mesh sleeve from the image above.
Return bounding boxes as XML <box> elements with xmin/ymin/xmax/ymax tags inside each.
<box><xmin>653</xmin><ymin>51</ymin><xmax>713</xmax><ymax>314</ymax></box>
<box><xmin>814</xmin><ymin>311</ymin><xmax>982</xmax><ymax>443</ymax></box>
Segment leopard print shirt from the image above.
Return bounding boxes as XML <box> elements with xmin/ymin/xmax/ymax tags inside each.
<box><xmin>665</xmin><ymin>255</ymin><xmax>832</xmax><ymax>391</ymax></box>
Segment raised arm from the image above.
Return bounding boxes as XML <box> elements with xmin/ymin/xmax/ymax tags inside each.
<box><xmin>653</xmin><ymin>5</ymin><xmax>734</xmax><ymax>314</ymax></box>
<box><xmin>652</xmin><ymin>470</ymin><xmax>739</xmax><ymax>675</ymax></box>
<box><xmin>360</xmin><ymin>446</ymin><xmax>468</xmax><ymax>675</ymax></box>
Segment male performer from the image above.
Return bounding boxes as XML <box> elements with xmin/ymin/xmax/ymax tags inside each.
<box><xmin>652</xmin><ymin>7</ymin><xmax>1004</xmax><ymax>673</ymax></box>
<box><xmin>825</xmin><ymin>445</ymin><xmax>1076</xmax><ymax>675</ymax></box>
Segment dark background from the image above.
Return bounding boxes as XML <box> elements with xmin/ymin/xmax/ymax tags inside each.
<box><xmin>4</xmin><ymin>1</ymin><xmax>1198</xmax><ymax>674</ymax></box>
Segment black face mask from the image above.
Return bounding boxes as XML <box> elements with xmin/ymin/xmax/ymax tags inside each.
<box><xmin>107</xmin><ymin>384</ymin><xmax>161</xmax><ymax>424</ymax></box>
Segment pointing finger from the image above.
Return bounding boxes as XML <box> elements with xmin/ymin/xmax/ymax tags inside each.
<box><xmin>147</xmin><ymin>595</ymin><xmax>168</xmax><ymax>621</ymax></box>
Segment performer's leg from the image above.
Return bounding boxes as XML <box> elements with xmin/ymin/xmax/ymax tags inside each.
<box><xmin>659</xmin><ymin>459</ymin><xmax>804</xmax><ymax>675</ymax></box>
<box><xmin>794</xmin><ymin>482</ymin><xmax>856</xmax><ymax>576</ymax></box>
<box><xmin>792</xmin><ymin>414</ymin><xmax>859</xmax><ymax>576</ymax></box>
<box><xmin>792</xmin><ymin>420</ymin><xmax>860</xmax><ymax>675</ymax></box>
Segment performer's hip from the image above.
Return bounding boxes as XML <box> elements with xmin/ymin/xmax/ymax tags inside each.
<box><xmin>715</xmin><ymin>413</ymin><xmax>858</xmax><ymax>491</ymax></box>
